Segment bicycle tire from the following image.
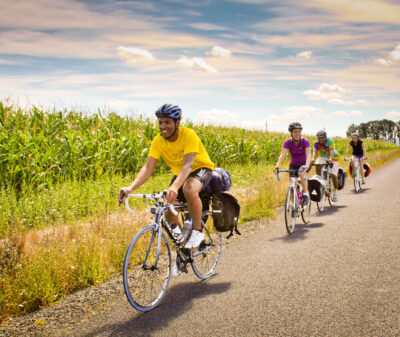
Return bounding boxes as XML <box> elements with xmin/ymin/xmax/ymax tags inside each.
<box><xmin>191</xmin><ymin>220</ymin><xmax>222</xmax><ymax>280</ymax></box>
<box><xmin>284</xmin><ymin>188</ymin><xmax>296</xmax><ymax>234</ymax></box>
<box><xmin>354</xmin><ymin>175</ymin><xmax>359</xmax><ymax>192</ymax></box>
<box><xmin>123</xmin><ymin>226</ymin><xmax>172</xmax><ymax>312</ymax></box>
<box><xmin>317</xmin><ymin>189</ymin><xmax>326</xmax><ymax>212</ymax></box>
<box><xmin>301</xmin><ymin>200</ymin><xmax>311</xmax><ymax>224</ymax></box>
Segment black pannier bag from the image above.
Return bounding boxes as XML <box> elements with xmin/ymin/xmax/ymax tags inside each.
<box><xmin>204</xmin><ymin>168</ymin><xmax>232</xmax><ymax>194</ymax></box>
<box><xmin>337</xmin><ymin>167</ymin><xmax>347</xmax><ymax>190</ymax></box>
<box><xmin>211</xmin><ymin>192</ymin><xmax>241</xmax><ymax>239</ymax></box>
<box><xmin>307</xmin><ymin>175</ymin><xmax>326</xmax><ymax>202</ymax></box>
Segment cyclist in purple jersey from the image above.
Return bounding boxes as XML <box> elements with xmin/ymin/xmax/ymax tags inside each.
<box><xmin>274</xmin><ymin>122</ymin><xmax>311</xmax><ymax>205</ymax></box>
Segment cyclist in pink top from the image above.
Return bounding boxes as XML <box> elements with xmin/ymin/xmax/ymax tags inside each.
<box><xmin>274</xmin><ymin>122</ymin><xmax>311</xmax><ymax>205</ymax></box>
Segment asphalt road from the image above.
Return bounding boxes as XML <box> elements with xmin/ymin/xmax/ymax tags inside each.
<box><xmin>66</xmin><ymin>158</ymin><xmax>400</xmax><ymax>336</ymax></box>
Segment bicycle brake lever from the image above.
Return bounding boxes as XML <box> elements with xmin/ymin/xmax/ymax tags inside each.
<box><xmin>118</xmin><ymin>189</ymin><xmax>126</xmax><ymax>206</ymax></box>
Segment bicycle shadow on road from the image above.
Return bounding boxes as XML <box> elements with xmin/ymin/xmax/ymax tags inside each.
<box><xmin>314</xmin><ymin>204</ymin><xmax>347</xmax><ymax>217</ymax></box>
<box><xmin>348</xmin><ymin>187</ymin><xmax>371</xmax><ymax>194</ymax></box>
<box><xmin>270</xmin><ymin>222</ymin><xmax>325</xmax><ymax>243</ymax></box>
<box><xmin>82</xmin><ymin>281</ymin><xmax>231</xmax><ymax>337</ymax></box>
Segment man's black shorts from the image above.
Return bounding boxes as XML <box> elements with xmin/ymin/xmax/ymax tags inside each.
<box><xmin>169</xmin><ymin>168</ymin><xmax>213</xmax><ymax>202</ymax></box>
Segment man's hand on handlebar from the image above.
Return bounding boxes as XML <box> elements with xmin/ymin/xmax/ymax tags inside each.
<box><xmin>273</xmin><ymin>166</ymin><xmax>279</xmax><ymax>175</ymax></box>
<box><xmin>166</xmin><ymin>186</ymin><xmax>178</xmax><ymax>205</ymax></box>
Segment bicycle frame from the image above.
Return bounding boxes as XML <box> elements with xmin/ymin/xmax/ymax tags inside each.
<box><xmin>276</xmin><ymin>169</ymin><xmax>311</xmax><ymax>234</ymax></box>
<box><xmin>277</xmin><ymin>170</ymin><xmax>304</xmax><ymax>210</ymax></box>
<box><xmin>125</xmin><ymin>192</ymin><xmax>219</xmax><ymax>268</ymax></box>
<box><xmin>345</xmin><ymin>157</ymin><xmax>363</xmax><ymax>192</ymax></box>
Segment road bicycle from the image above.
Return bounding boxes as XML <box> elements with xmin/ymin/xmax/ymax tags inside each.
<box><xmin>276</xmin><ymin>169</ymin><xmax>311</xmax><ymax>234</ymax></box>
<box><xmin>120</xmin><ymin>190</ymin><xmax>222</xmax><ymax>312</ymax></box>
<box><xmin>344</xmin><ymin>157</ymin><xmax>365</xmax><ymax>192</ymax></box>
<box><xmin>312</xmin><ymin>162</ymin><xmax>336</xmax><ymax>213</ymax></box>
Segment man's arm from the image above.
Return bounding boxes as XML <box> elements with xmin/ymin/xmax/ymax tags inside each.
<box><xmin>124</xmin><ymin>157</ymin><xmax>158</xmax><ymax>194</ymax></box>
<box><xmin>165</xmin><ymin>152</ymin><xmax>196</xmax><ymax>205</ymax></box>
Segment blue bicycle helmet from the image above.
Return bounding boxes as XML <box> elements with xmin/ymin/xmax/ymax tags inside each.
<box><xmin>155</xmin><ymin>104</ymin><xmax>182</xmax><ymax>120</ymax></box>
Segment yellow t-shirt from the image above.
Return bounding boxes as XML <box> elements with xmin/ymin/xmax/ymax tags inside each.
<box><xmin>149</xmin><ymin>127</ymin><xmax>214</xmax><ymax>175</ymax></box>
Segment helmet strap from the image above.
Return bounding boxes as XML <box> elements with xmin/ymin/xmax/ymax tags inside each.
<box><xmin>164</xmin><ymin>120</ymin><xmax>179</xmax><ymax>140</ymax></box>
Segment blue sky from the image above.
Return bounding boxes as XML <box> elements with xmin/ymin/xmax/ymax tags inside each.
<box><xmin>1</xmin><ymin>0</ymin><xmax>400</xmax><ymax>136</ymax></box>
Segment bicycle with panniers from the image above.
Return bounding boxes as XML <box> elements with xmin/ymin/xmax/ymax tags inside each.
<box><xmin>276</xmin><ymin>168</ymin><xmax>311</xmax><ymax>234</ymax></box>
<box><xmin>310</xmin><ymin>160</ymin><xmax>336</xmax><ymax>212</ymax></box>
<box><xmin>121</xmin><ymin>189</ymin><xmax>223</xmax><ymax>312</ymax></box>
<box><xmin>344</xmin><ymin>157</ymin><xmax>367</xmax><ymax>192</ymax></box>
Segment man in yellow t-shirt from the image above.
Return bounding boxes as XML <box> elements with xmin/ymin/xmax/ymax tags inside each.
<box><xmin>119</xmin><ymin>104</ymin><xmax>214</xmax><ymax>251</ymax></box>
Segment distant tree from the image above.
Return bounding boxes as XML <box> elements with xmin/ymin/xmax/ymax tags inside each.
<box><xmin>346</xmin><ymin>119</ymin><xmax>399</xmax><ymax>140</ymax></box>
<box><xmin>346</xmin><ymin>123</ymin><xmax>358</xmax><ymax>137</ymax></box>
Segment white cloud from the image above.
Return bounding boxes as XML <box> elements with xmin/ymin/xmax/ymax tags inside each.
<box><xmin>210</xmin><ymin>46</ymin><xmax>232</xmax><ymax>58</ymax></box>
<box><xmin>303</xmin><ymin>83</ymin><xmax>346</xmax><ymax>101</ymax></box>
<box><xmin>375</xmin><ymin>58</ymin><xmax>390</xmax><ymax>66</ymax></box>
<box><xmin>197</xmin><ymin>108</ymin><xmax>238</xmax><ymax>120</ymax></box>
<box><xmin>390</xmin><ymin>44</ymin><xmax>400</xmax><ymax>61</ymax></box>
<box><xmin>177</xmin><ymin>57</ymin><xmax>217</xmax><ymax>73</ymax></box>
<box><xmin>351</xmin><ymin>110</ymin><xmax>363</xmax><ymax>116</ymax></box>
<box><xmin>375</xmin><ymin>44</ymin><xmax>400</xmax><ymax>66</ymax></box>
<box><xmin>118</xmin><ymin>46</ymin><xmax>155</xmax><ymax>64</ymax></box>
<box><xmin>386</xmin><ymin>110</ymin><xmax>400</xmax><ymax>120</ymax></box>
<box><xmin>296</xmin><ymin>50</ymin><xmax>312</xmax><ymax>59</ymax></box>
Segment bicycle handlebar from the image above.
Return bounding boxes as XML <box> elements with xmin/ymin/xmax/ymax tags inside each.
<box><xmin>344</xmin><ymin>157</ymin><xmax>367</xmax><ymax>162</ymax></box>
<box><xmin>122</xmin><ymin>191</ymin><xmax>179</xmax><ymax>216</ymax></box>
<box><xmin>275</xmin><ymin>169</ymin><xmax>304</xmax><ymax>181</ymax></box>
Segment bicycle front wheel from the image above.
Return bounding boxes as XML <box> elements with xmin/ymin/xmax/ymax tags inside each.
<box><xmin>191</xmin><ymin>220</ymin><xmax>222</xmax><ymax>280</ymax></box>
<box><xmin>354</xmin><ymin>176</ymin><xmax>359</xmax><ymax>192</ymax></box>
<box><xmin>284</xmin><ymin>188</ymin><xmax>296</xmax><ymax>234</ymax></box>
<box><xmin>123</xmin><ymin>226</ymin><xmax>172</xmax><ymax>312</ymax></box>
<box><xmin>301</xmin><ymin>201</ymin><xmax>311</xmax><ymax>224</ymax></box>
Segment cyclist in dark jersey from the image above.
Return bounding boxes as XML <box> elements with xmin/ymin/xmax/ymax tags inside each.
<box><xmin>345</xmin><ymin>132</ymin><xmax>367</xmax><ymax>184</ymax></box>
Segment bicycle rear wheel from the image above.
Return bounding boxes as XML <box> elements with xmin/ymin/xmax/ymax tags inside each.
<box><xmin>191</xmin><ymin>220</ymin><xmax>222</xmax><ymax>280</ymax></box>
<box><xmin>317</xmin><ymin>189</ymin><xmax>326</xmax><ymax>212</ymax></box>
<box><xmin>284</xmin><ymin>188</ymin><xmax>296</xmax><ymax>234</ymax></box>
<box><xmin>123</xmin><ymin>226</ymin><xmax>171</xmax><ymax>312</ymax></box>
<box><xmin>301</xmin><ymin>201</ymin><xmax>311</xmax><ymax>224</ymax></box>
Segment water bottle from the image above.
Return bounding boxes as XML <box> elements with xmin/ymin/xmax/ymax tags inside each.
<box><xmin>323</xmin><ymin>169</ymin><xmax>328</xmax><ymax>180</ymax></box>
<box><xmin>296</xmin><ymin>189</ymin><xmax>302</xmax><ymax>204</ymax></box>
<box><xmin>168</xmin><ymin>223</ymin><xmax>184</xmax><ymax>243</ymax></box>
<box><xmin>182</xmin><ymin>220</ymin><xmax>191</xmax><ymax>243</ymax></box>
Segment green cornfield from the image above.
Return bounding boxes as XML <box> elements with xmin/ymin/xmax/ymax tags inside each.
<box><xmin>1</xmin><ymin>101</ymin><xmax>397</xmax><ymax>237</ymax></box>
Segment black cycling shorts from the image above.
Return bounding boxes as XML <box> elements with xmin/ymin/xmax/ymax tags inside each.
<box><xmin>289</xmin><ymin>163</ymin><xmax>306</xmax><ymax>177</ymax></box>
<box><xmin>169</xmin><ymin>167</ymin><xmax>213</xmax><ymax>202</ymax></box>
